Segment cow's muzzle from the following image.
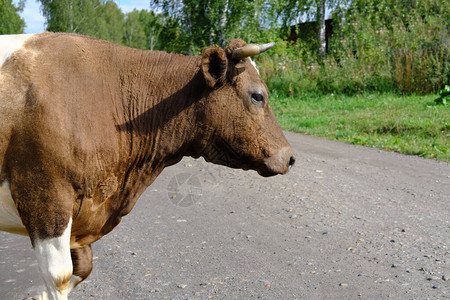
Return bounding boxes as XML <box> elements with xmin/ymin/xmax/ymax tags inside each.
<box><xmin>259</xmin><ymin>147</ymin><xmax>295</xmax><ymax>177</ymax></box>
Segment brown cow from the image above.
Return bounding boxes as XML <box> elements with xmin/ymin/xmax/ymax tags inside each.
<box><xmin>0</xmin><ymin>32</ymin><xmax>294</xmax><ymax>299</ymax></box>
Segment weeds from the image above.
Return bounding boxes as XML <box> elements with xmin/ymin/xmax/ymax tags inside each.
<box><xmin>434</xmin><ymin>85</ymin><xmax>450</xmax><ymax>105</ymax></box>
<box><xmin>270</xmin><ymin>93</ymin><xmax>450</xmax><ymax>161</ymax></box>
<box><xmin>255</xmin><ymin>0</ymin><xmax>449</xmax><ymax>96</ymax></box>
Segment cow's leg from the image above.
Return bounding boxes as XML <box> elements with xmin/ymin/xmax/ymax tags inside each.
<box><xmin>67</xmin><ymin>244</ymin><xmax>93</xmax><ymax>292</ymax></box>
<box><xmin>8</xmin><ymin>143</ymin><xmax>76</xmax><ymax>299</ymax></box>
<box><xmin>33</xmin><ymin>218</ymin><xmax>73</xmax><ymax>300</ymax></box>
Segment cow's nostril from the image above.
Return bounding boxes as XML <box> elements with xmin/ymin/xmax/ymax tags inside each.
<box><xmin>289</xmin><ymin>156</ymin><xmax>295</xmax><ymax>168</ymax></box>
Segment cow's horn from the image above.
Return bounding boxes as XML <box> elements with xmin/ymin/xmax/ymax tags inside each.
<box><xmin>232</xmin><ymin>42</ymin><xmax>275</xmax><ymax>60</ymax></box>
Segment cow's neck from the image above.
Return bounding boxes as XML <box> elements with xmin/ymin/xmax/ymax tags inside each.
<box><xmin>117</xmin><ymin>50</ymin><xmax>206</xmax><ymax>182</ymax></box>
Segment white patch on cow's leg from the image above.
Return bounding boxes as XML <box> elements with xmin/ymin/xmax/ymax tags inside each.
<box><xmin>42</xmin><ymin>292</ymin><xmax>49</xmax><ymax>300</ymax></box>
<box><xmin>0</xmin><ymin>34</ymin><xmax>35</xmax><ymax>66</ymax></box>
<box><xmin>24</xmin><ymin>291</ymin><xmax>49</xmax><ymax>300</ymax></box>
<box><xmin>65</xmin><ymin>274</ymin><xmax>83</xmax><ymax>295</ymax></box>
<box><xmin>0</xmin><ymin>181</ymin><xmax>28</xmax><ymax>235</ymax></box>
<box><xmin>34</xmin><ymin>218</ymin><xmax>73</xmax><ymax>300</ymax></box>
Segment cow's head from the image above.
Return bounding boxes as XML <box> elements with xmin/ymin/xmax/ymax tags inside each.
<box><xmin>197</xmin><ymin>39</ymin><xmax>295</xmax><ymax>177</ymax></box>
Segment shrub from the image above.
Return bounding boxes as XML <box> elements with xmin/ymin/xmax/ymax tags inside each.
<box><xmin>257</xmin><ymin>0</ymin><xmax>449</xmax><ymax>96</ymax></box>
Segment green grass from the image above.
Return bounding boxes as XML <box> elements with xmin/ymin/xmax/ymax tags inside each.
<box><xmin>271</xmin><ymin>93</ymin><xmax>450</xmax><ymax>161</ymax></box>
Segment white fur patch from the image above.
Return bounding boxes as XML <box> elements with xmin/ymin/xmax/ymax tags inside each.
<box><xmin>67</xmin><ymin>275</ymin><xmax>83</xmax><ymax>293</ymax></box>
<box><xmin>0</xmin><ymin>34</ymin><xmax>35</xmax><ymax>67</ymax></box>
<box><xmin>249</xmin><ymin>58</ymin><xmax>260</xmax><ymax>74</ymax></box>
<box><xmin>35</xmin><ymin>218</ymin><xmax>73</xmax><ymax>300</ymax></box>
<box><xmin>0</xmin><ymin>181</ymin><xmax>28</xmax><ymax>235</ymax></box>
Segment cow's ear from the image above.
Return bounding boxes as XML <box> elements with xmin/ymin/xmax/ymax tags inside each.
<box><xmin>201</xmin><ymin>46</ymin><xmax>228</xmax><ymax>88</ymax></box>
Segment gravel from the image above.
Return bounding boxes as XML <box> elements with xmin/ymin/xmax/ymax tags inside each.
<box><xmin>1</xmin><ymin>132</ymin><xmax>449</xmax><ymax>299</ymax></box>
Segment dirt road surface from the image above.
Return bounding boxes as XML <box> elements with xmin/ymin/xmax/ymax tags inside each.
<box><xmin>1</xmin><ymin>132</ymin><xmax>449</xmax><ymax>299</ymax></box>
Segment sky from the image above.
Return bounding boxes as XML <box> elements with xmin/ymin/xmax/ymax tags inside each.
<box><xmin>15</xmin><ymin>0</ymin><xmax>151</xmax><ymax>34</ymax></box>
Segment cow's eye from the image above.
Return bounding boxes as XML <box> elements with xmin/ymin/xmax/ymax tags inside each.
<box><xmin>251</xmin><ymin>93</ymin><xmax>264</xmax><ymax>105</ymax></box>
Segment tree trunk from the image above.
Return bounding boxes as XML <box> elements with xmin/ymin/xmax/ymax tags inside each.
<box><xmin>185</xmin><ymin>14</ymin><xmax>192</xmax><ymax>55</ymax></box>
<box><xmin>218</xmin><ymin>0</ymin><xmax>229</xmax><ymax>48</ymax></box>
<box><xmin>318</xmin><ymin>0</ymin><xmax>326</xmax><ymax>58</ymax></box>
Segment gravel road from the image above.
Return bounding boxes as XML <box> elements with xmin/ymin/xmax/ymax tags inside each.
<box><xmin>1</xmin><ymin>131</ymin><xmax>449</xmax><ymax>299</ymax></box>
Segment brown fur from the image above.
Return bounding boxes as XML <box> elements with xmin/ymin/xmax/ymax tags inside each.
<box><xmin>0</xmin><ymin>32</ymin><xmax>294</xmax><ymax>288</ymax></box>
<box><xmin>55</xmin><ymin>272</ymin><xmax>72</xmax><ymax>293</ymax></box>
<box><xmin>71</xmin><ymin>245</ymin><xmax>93</xmax><ymax>285</ymax></box>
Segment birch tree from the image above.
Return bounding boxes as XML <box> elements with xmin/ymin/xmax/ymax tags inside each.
<box><xmin>317</xmin><ymin>0</ymin><xmax>326</xmax><ymax>57</ymax></box>
<box><xmin>151</xmin><ymin>0</ymin><xmax>257</xmax><ymax>53</ymax></box>
<box><xmin>39</xmin><ymin>0</ymin><xmax>124</xmax><ymax>43</ymax></box>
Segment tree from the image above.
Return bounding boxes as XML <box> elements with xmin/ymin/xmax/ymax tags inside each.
<box><xmin>40</xmin><ymin>0</ymin><xmax>81</xmax><ymax>33</ymax></box>
<box><xmin>122</xmin><ymin>9</ymin><xmax>165</xmax><ymax>50</ymax></box>
<box><xmin>150</xmin><ymin>0</ymin><xmax>259</xmax><ymax>54</ymax></box>
<box><xmin>217</xmin><ymin>0</ymin><xmax>229</xmax><ymax>47</ymax></box>
<box><xmin>97</xmin><ymin>1</ymin><xmax>124</xmax><ymax>44</ymax></box>
<box><xmin>39</xmin><ymin>0</ymin><xmax>124</xmax><ymax>44</ymax></box>
<box><xmin>317</xmin><ymin>0</ymin><xmax>326</xmax><ymax>57</ymax></box>
<box><xmin>138</xmin><ymin>10</ymin><xmax>164</xmax><ymax>50</ymax></box>
<box><xmin>273</xmin><ymin>0</ymin><xmax>348</xmax><ymax>55</ymax></box>
<box><xmin>332</xmin><ymin>0</ymin><xmax>449</xmax><ymax>93</ymax></box>
<box><xmin>0</xmin><ymin>0</ymin><xmax>26</xmax><ymax>34</ymax></box>
<box><xmin>124</xmin><ymin>9</ymin><xmax>147</xmax><ymax>49</ymax></box>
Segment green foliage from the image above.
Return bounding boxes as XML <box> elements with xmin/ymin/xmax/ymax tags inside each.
<box><xmin>271</xmin><ymin>93</ymin><xmax>450</xmax><ymax>161</ymax></box>
<box><xmin>331</xmin><ymin>0</ymin><xmax>449</xmax><ymax>94</ymax></box>
<box><xmin>139</xmin><ymin>10</ymin><xmax>164</xmax><ymax>50</ymax></box>
<box><xmin>435</xmin><ymin>85</ymin><xmax>450</xmax><ymax>105</ymax></box>
<box><xmin>151</xmin><ymin>0</ymin><xmax>285</xmax><ymax>54</ymax></box>
<box><xmin>97</xmin><ymin>1</ymin><xmax>124</xmax><ymax>44</ymax></box>
<box><xmin>123</xmin><ymin>9</ymin><xmax>165</xmax><ymax>50</ymax></box>
<box><xmin>124</xmin><ymin>9</ymin><xmax>148</xmax><ymax>49</ymax></box>
<box><xmin>38</xmin><ymin>0</ymin><xmax>168</xmax><ymax>50</ymax></box>
<box><xmin>0</xmin><ymin>0</ymin><xmax>25</xmax><ymax>34</ymax></box>
<box><xmin>39</xmin><ymin>0</ymin><xmax>124</xmax><ymax>42</ymax></box>
<box><xmin>259</xmin><ymin>0</ymin><xmax>449</xmax><ymax>96</ymax></box>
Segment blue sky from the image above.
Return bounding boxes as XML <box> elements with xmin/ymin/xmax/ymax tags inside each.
<box><xmin>16</xmin><ymin>0</ymin><xmax>151</xmax><ymax>34</ymax></box>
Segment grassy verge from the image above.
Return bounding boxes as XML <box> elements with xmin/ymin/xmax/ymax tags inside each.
<box><xmin>271</xmin><ymin>93</ymin><xmax>450</xmax><ymax>161</ymax></box>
